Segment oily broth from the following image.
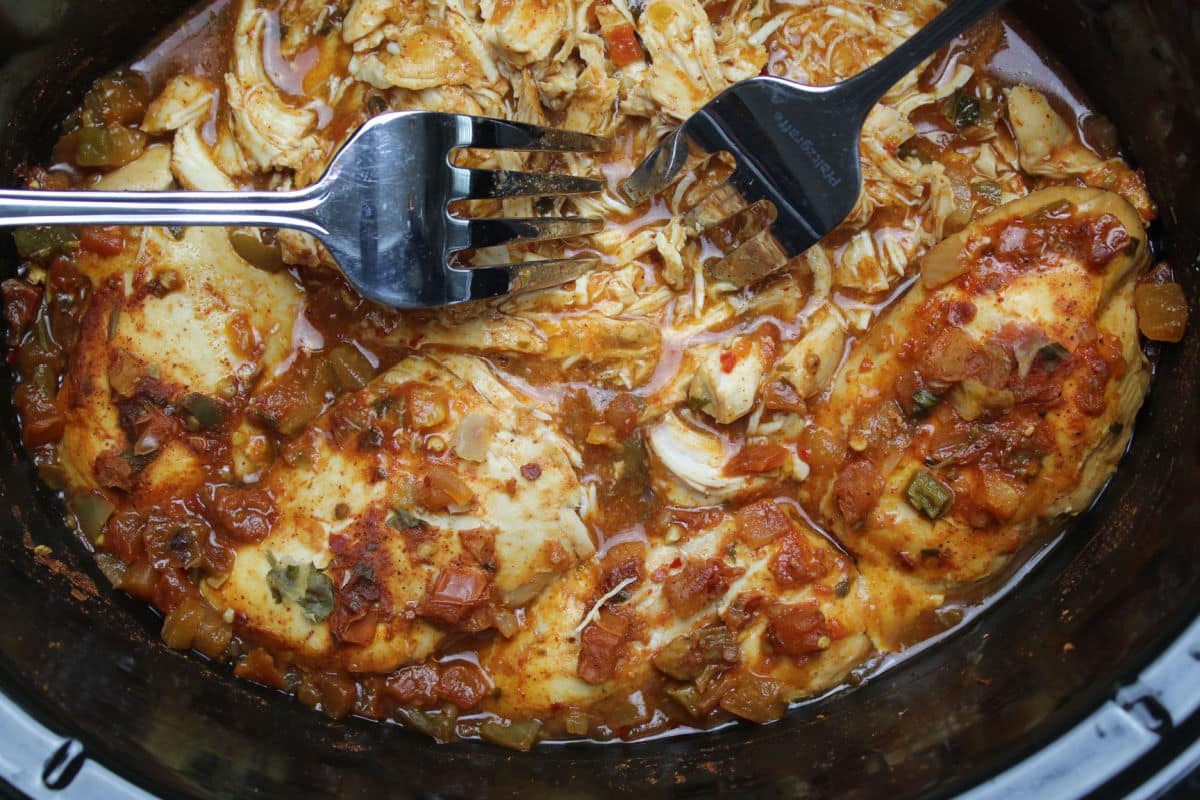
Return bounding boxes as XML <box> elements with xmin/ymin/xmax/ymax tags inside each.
<box><xmin>9</xmin><ymin>0</ymin><xmax>1160</xmax><ymax>745</ymax></box>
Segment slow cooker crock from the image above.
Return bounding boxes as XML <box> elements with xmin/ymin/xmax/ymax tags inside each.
<box><xmin>1</xmin><ymin>0</ymin><xmax>1198</xmax><ymax>796</ymax></box>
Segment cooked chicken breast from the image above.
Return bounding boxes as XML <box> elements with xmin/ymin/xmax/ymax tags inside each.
<box><xmin>801</xmin><ymin>187</ymin><xmax>1149</xmax><ymax>644</ymax></box>
<box><xmin>5</xmin><ymin>0</ymin><xmax>1183</xmax><ymax>750</ymax></box>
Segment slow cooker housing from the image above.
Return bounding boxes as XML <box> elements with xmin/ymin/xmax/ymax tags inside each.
<box><xmin>1</xmin><ymin>0</ymin><xmax>1198</xmax><ymax>796</ymax></box>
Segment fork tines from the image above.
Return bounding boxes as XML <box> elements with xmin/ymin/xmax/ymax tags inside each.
<box><xmin>443</xmin><ymin>115</ymin><xmax>609</xmax><ymax>294</ymax></box>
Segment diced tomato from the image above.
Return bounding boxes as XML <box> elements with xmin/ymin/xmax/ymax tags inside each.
<box><xmin>603</xmin><ymin>392</ymin><xmax>641</xmax><ymax>438</ymax></box>
<box><xmin>761</xmin><ymin>380</ymin><xmax>806</xmax><ymax>414</ymax></box>
<box><xmin>151</xmin><ymin>566</ymin><xmax>192</xmax><ymax>613</ymax></box>
<box><xmin>419</xmin><ymin>566</ymin><xmax>489</xmax><ymax>625</ymax></box>
<box><xmin>233</xmin><ymin>648</ymin><xmax>288</xmax><ymax>690</ymax></box>
<box><xmin>436</xmin><ymin>662</ymin><xmax>490</xmax><ymax>710</ymax></box>
<box><xmin>78</xmin><ymin>225</ymin><xmax>126</xmax><ymax>257</ymax></box>
<box><xmin>600</xmin><ymin>541</ymin><xmax>645</xmax><ymax>592</ymax></box>
<box><xmin>664</xmin><ymin>559</ymin><xmax>735</xmax><ymax>618</ymax></box>
<box><xmin>418</xmin><ymin>464</ymin><xmax>475</xmax><ymax>510</ymax></box>
<box><xmin>93</xmin><ymin>450</ymin><xmax>136</xmax><ymax>492</ymax></box>
<box><xmin>725</xmin><ymin>440</ymin><xmax>789</xmax><ymax>475</ymax></box>
<box><xmin>834</xmin><ymin>459</ymin><xmax>884</xmax><ymax>526</ymax></box>
<box><xmin>1</xmin><ymin>278</ymin><xmax>41</xmax><ymax>345</ymax></box>
<box><xmin>385</xmin><ymin>664</ymin><xmax>440</xmax><ymax>708</ymax></box>
<box><xmin>577</xmin><ymin>613</ymin><xmax>628</xmax><ymax>684</ymax></box>
<box><xmin>769</xmin><ymin>534</ymin><xmax>829</xmax><ymax>587</ymax></box>
<box><xmin>337</xmin><ymin>609</ymin><xmax>379</xmax><ymax>646</ymax></box>
<box><xmin>207</xmin><ymin>485</ymin><xmax>275</xmax><ymax>542</ymax></box>
<box><xmin>765</xmin><ymin>601</ymin><xmax>830</xmax><ymax>658</ymax></box>
<box><xmin>720</xmin><ymin>350</ymin><xmax>738</xmax><ymax>373</ymax></box>
<box><xmin>1087</xmin><ymin>214</ymin><xmax>1131</xmax><ymax>270</ymax></box>
<box><xmin>604</xmin><ymin>22</ymin><xmax>643</xmax><ymax>67</ymax></box>
<box><xmin>105</xmin><ymin>511</ymin><xmax>145</xmax><ymax>564</ymax></box>
<box><xmin>734</xmin><ymin>499</ymin><xmax>794</xmax><ymax>548</ymax></box>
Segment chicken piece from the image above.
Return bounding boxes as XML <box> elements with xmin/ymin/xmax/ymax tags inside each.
<box><xmin>1006</xmin><ymin>85</ymin><xmax>1100</xmax><ymax>178</ymax></box>
<box><xmin>94</xmin><ymin>144</ymin><xmax>174</xmax><ymax>191</ymax></box>
<box><xmin>342</xmin><ymin>0</ymin><xmax>392</xmax><ymax>44</ymax></box>
<box><xmin>774</xmin><ymin>305</ymin><xmax>847</xmax><ymax>400</ymax></box>
<box><xmin>1007</xmin><ymin>85</ymin><xmax>1155</xmax><ymax>221</ymax></box>
<box><xmin>225</xmin><ymin>0</ymin><xmax>321</xmax><ymax>173</ymax></box>
<box><xmin>210</xmin><ymin>355</ymin><xmax>593</xmax><ymax>672</ymax></box>
<box><xmin>646</xmin><ymin>411</ymin><xmax>785</xmax><ymax>506</ymax></box>
<box><xmin>803</xmin><ymin>187</ymin><xmax>1150</xmax><ymax>591</ymax></box>
<box><xmin>171</xmin><ymin>125</ymin><xmax>237</xmax><ymax>191</ymax></box>
<box><xmin>482</xmin><ymin>0</ymin><xmax>568</xmax><ymax>67</ymax></box>
<box><xmin>350</xmin><ymin>13</ymin><xmax>494</xmax><ymax>91</ymax></box>
<box><xmin>58</xmin><ymin>224</ymin><xmax>301</xmax><ymax>506</ymax></box>
<box><xmin>636</xmin><ymin>0</ymin><xmax>728</xmax><ymax>119</ymax></box>
<box><xmin>481</xmin><ymin>506</ymin><xmax>871</xmax><ymax>721</ymax></box>
<box><xmin>141</xmin><ymin>75</ymin><xmax>216</xmax><ymax>134</ymax></box>
<box><xmin>688</xmin><ymin>336</ymin><xmax>767</xmax><ymax>424</ymax></box>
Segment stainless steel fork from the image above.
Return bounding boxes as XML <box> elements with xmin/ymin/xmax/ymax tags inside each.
<box><xmin>621</xmin><ymin>0</ymin><xmax>1010</xmax><ymax>285</ymax></box>
<box><xmin>0</xmin><ymin>112</ymin><xmax>609</xmax><ymax>308</ymax></box>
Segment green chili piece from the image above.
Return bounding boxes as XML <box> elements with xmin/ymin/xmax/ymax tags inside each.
<box><xmin>944</xmin><ymin>91</ymin><xmax>981</xmax><ymax>130</ymax></box>
<box><xmin>72</xmin><ymin>492</ymin><xmax>115</xmax><ymax>540</ymax></box>
<box><xmin>265</xmin><ymin>553</ymin><xmax>334</xmax><ymax>623</ymax></box>
<box><xmin>911</xmin><ymin>389</ymin><xmax>942</xmax><ymax>414</ymax></box>
<box><xmin>387</xmin><ymin>507</ymin><xmax>424</xmax><ymax>530</ymax></box>
<box><xmin>906</xmin><ymin>470</ymin><xmax>954</xmax><ymax>520</ymax></box>
<box><xmin>479</xmin><ymin>718</ymin><xmax>541</xmax><ymax>751</ymax></box>
<box><xmin>1039</xmin><ymin>342</ymin><xmax>1071</xmax><ymax>371</ymax></box>
<box><xmin>973</xmin><ymin>180</ymin><xmax>1003</xmax><ymax>204</ymax></box>
<box><xmin>229</xmin><ymin>228</ymin><xmax>285</xmax><ymax>272</ymax></box>
<box><xmin>395</xmin><ymin>706</ymin><xmax>458</xmax><ymax>742</ymax></box>
<box><xmin>12</xmin><ymin>226</ymin><xmax>78</xmax><ymax>260</ymax></box>
<box><xmin>325</xmin><ymin>344</ymin><xmax>375</xmax><ymax>392</ymax></box>
<box><xmin>177</xmin><ymin>393</ymin><xmax>229</xmax><ymax>430</ymax></box>
<box><xmin>75</xmin><ymin>127</ymin><xmax>115</xmax><ymax>167</ymax></box>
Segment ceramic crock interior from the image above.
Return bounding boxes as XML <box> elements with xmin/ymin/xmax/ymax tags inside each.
<box><xmin>1</xmin><ymin>0</ymin><xmax>1198</xmax><ymax>796</ymax></box>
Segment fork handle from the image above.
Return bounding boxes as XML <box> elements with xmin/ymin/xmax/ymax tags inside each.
<box><xmin>0</xmin><ymin>187</ymin><xmax>327</xmax><ymax>235</ymax></box>
<box><xmin>841</xmin><ymin>0</ymin><xmax>1011</xmax><ymax>114</ymax></box>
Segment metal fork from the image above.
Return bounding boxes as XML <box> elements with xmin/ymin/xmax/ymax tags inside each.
<box><xmin>621</xmin><ymin>0</ymin><xmax>1010</xmax><ymax>285</ymax></box>
<box><xmin>0</xmin><ymin>112</ymin><xmax>609</xmax><ymax>308</ymax></box>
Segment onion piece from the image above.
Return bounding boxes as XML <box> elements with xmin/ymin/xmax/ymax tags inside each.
<box><xmin>1135</xmin><ymin>282</ymin><xmax>1188</xmax><ymax>343</ymax></box>
<box><xmin>921</xmin><ymin>237</ymin><xmax>968</xmax><ymax>288</ymax></box>
<box><xmin>453</xmin><ymin>410</ymin><xmax>496</xmax><ymax>462</ymax></box>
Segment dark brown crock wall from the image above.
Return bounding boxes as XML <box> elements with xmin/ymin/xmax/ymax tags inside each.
<box><xmin>0</xmin><ymin>0</ymin><xmax>1197</xmax><ymax>797</ymax></box>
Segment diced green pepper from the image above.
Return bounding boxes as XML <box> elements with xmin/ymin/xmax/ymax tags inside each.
<box><xmin>75</xmin><ymin>125</ymin><xmax>147</xmax><ymax>168</ymax></box>
<box><xmin>973</xmin><ymin>180</ymin><xmax>1003</xmax><ymax>204</ymax></box>
<box><xmin>387</xmin><ymin>507</ymin><xmax>424</xmax><ymax>530</ymax></box>
<box><xmin>480</xmin><ymin>718</ymin><xmax>542</xmax><ymax>751</ymax></box>
<box><xmin>75</xmin><ymin>127</ymin><xmax>114</xmax><ymax>167</ymax></box>
<box><xmin>911</xmin><ymin>389</ymin><xmax>942</xmax><ymax>414</ymax></box>
<box><xmin>906</xmin><ymin>470</ymin><xmax>954</xmax><ymax>520</ymax></box>
<box><xmin>83</xmin><ymin>72</ymin><xmax>149</xmax><ymax>127</ymax></box>
<box><xmin>265</xmin><ymin>553</ymin><xmax>334</xmax><ymax>623</ymax></box>
<box><xmin>394</xmin><ymin>705</ymin><xmax>458</xmax><ymax>742</ymax></box>
<box><xmin>324</xmin><ymin>344</ymin><xmax>374</xmax><ymax>392</ymax></box>
<box><xmin>944</xmin><ymin>91</ymin><xmax>981</xmax><ymax>129</ymax></box>
<box><xmin>229</xmin><ymin>228</ymin><xmax>285</xmax><ymax>272</ymax></box>
<box><xmin>1038</xmin><ymin>342</ymin><xmax>1070</xmax><ymax>371</ymax></box>
<box><xmin>72</xmin><ymin>491</ymin><xmax>115</xmax><ymax>541</ymax></box>
<box><xmin>12</xmin><ymin>226</ymin><xmax>78</xmax><ymax>261</ymax></box>
<box><xmin>177</xmin><ymin>393</ymin><xmax>229</xmax><ymax>430</ymax></box>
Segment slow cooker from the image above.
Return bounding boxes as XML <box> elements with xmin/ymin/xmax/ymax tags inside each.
<box><xmin>1</xmin><ymin>0</ymin><xmax>1199</xmax><ymax>796</ymax></box>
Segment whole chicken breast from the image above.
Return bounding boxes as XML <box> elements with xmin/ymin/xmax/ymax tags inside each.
<box><xmin>801</xmin><ymin>187</ymin><xmax>1149</xmax><ymax>635</ymax></box>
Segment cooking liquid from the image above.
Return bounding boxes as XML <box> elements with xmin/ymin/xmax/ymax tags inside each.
<box><xmin>60</xmin><ymin>1</ymin><xmax>1144</xmax><ymax>743</ymax></box>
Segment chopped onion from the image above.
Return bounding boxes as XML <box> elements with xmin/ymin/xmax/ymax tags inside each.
<box><xmin>1135</xmin><ymin>282</ymin><xmax>1188</xmax><ymax>343</ymax></box>
<box><xmin>921</xmin><ymin>237</ymin><xmax>968</xmax><ymax>288</ymax></box>
<box><xmin>72</xmin><ymin>492</ymin><xmax>115</xmax><ymax>541</ymax></box>
<box><xmin>94</xmin><ymin>553</ymin><xmax>128</xmax><ymax>586</ymax></box>
<box><xmin>453</xmin><ymin>411</ymin><xmax>496</xmax><ymax>462</ymax></box>
<box><xmin>479</xmin><ymin>718</ymin><xmax>541</xmax><ymax>751</ymax></box>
